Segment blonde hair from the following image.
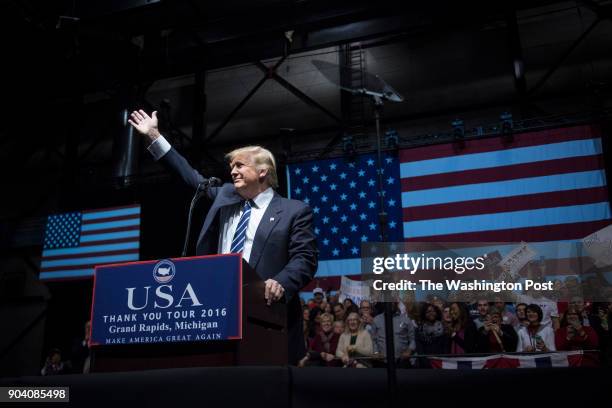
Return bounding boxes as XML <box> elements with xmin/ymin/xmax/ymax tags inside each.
<box><xmin>320</xmin><ymin>312</ymin><xmax>334</xmax><ymax>323</ymax></box>
<box><xmin>225</xmin><ymin>145</ymin><xmax>278</xmax><ymax>188</ymax></box>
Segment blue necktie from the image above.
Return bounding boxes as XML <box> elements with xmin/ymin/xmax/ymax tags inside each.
<box><xmin>230</xmin><ymin>200</ymin><xmax>252</xmax><ymax>253</ymax></box>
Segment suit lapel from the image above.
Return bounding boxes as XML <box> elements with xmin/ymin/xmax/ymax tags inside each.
<box><xmin>197</xmin><ymin>186</ymin><xmax>242</xmax><ymax>251</ymax></box>
<box><xmin>249</xmin><ymin>192</ymin><xmax>283</xmax><ymax>269</ymax></box>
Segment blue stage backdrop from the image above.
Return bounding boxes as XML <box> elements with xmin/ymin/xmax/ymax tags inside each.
<box><xmin>90</xmin><ymin>254</ymin><xmax>242</xmax><ymax>346</ymax></box>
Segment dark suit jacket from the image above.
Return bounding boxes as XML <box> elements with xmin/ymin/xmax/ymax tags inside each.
<box><xmin>160</xmin><ymin>148</ymin><xmax>318</xmax><ymax>364</ymax></box>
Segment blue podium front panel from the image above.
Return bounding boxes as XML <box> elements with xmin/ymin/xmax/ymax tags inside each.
<box><xmin>90</xmin><ymin>254</ymin><xmax>242</xmax><ymax>346</ymax></box>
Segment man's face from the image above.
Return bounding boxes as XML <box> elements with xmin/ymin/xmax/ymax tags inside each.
<box><xmin>333</xmin><ymin>305</ymin><xmax>344</xmax><ymax>320</ymax></box>
<box><xmin>359</xmin><ymin>301</ymin><xmax>371</xmax><ymax>316</ymax></box>
<box><xmin>516</xmin><ymin>304</ymin><xmax>526</xmax><ymax>319</ymax></box>
<box><xmin>230</xmin><ymin>154</ymin><xmax>264</xmax><ymax>196</ymax></box>
<box><xmin>477</xmin><ymin>301</ymin><xmax>489</xmax><ymax>317</ymax></box>
<box><xmin>570</xmin><ymin>297</ymin><xmax>584</xmax><ymax>312</ymax></box>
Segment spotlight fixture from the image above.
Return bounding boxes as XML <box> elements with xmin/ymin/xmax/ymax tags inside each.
<box><xmin>342</xmin><ymin>134</ymin><xmax>356</xmax><ymax>160</ymax></box>
<box><xmin>384</xmin><ymin>129</ymin><xmax>399</xmax><ymax>149</ymax></box>
<box><xmin>500</xmin><ymin>112</ymin><xmax>513</xmax><ymax>143</ymax></box>
<box><xmin>452</xmin><ymin>118</ymin><xmax>465</xmax><ymax>141</ymax></box>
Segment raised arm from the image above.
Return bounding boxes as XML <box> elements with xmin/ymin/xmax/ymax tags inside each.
<box><xmin>128</xmin><ymin>109</ymin><xmax>213</xmax><ymax>194</ymax></box>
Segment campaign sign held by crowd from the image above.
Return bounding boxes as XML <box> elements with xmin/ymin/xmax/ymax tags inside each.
<box><xmin>90</xmin><ymin>254</ymin><xmax>242</xmax><ymax>346</ymax></box>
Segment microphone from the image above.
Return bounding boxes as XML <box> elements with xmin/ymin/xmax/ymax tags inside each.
<box><xmin>201</xmin><ymin>177</ymin><xmax>222</xmax><ymax>190</ymax></box>
<box><xmin>196</xmin><ymin>177</ymin><xmax>222</xmax><ymax>193</ymax></box>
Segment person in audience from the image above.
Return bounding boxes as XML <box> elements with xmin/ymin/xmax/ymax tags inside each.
<box><xmin>430</xmin><ymin>296</ymin><xmax>445</xmax><ymax>314</ymax></box>
<box><xmin>41</xmin><ymin>348</ymin><xmax>69</xmax><ymax>376</ymax></box>
<box><xmin>359</xmin><ymin>300</ymin><xmax>373</xmax><ymax>318</ymax></box>
<box><xmin>336</xmin><ymin>312</ymin><xmax>374</xmax><ymax>368</ymax></box>
<box><xmin>516</xmin><ymin>304</ymin><xmax>555</xmax><ymax>352</ymax></box>
<box><xmin>518</xmin><ymin>289</ymin><xmax>560</xmax><ymax>330</ymax></box>
<box><xmin>70</xmin><ymin>320</ymin><xmax>91</xmax><ymax>374</ymax></box>
<box><xmin>303</xmin><ymin>305</ymin><xmax>312</xmax><ymax>349</ymax></box>
<box><xmin>472</xmin><ymin>299</ymin><xmax>490</xmax><ymax>330</ymax></box>
<box><xmin>493</xmin><ymin>296</ymin><xmax>519</xmax><ymax>329</ymax></box>
<box><xmin>343</xmin><ymin>298</ymin><xmax>359</xmax><ymax>315</ymax></box>
<box><xmin>555</xmin><ymin>306</ymin><xmax>599</xmax><ymax>366</ymax></box>
<box><xmin>309</xmin><ymin>306</ymin><xmax>324</xmax><ymax>336</ymax></box>
<box><xmin>403</xmin><ymin>300</ymin><xmax>420</xmax><ymax>326</ymax></box>
<box><xmin>515</xmin><ymin>303</ymin><xmax>529</xmax><ymax>331</ymax></box>
<box><xmin>359</xmin><ymin>302</ymin><xmax>375</xmax><ymax>335</ymax></box>
<box><xmin>333</xmin><ymin>303</ymin><xmax>346</xmax><ymax>322</ymax></box>
<box><xmin>415</xmin><ymin>303</ymin><xmax>449</xmax><ymax>368</ymax></box>
<box><xmin>591</xmin><ymin>302</ymin><xmax>612</xmax><ymax>366</ymax></box>
<box><xmin>298</xmin><ymin>313</ymin><xmax>340</xmax><ymax>367</ymax></box>
<box><xmin>442</xmin><ymin>305</ymin><xmax>452</xmax><ymax>330</ymax></box>
<box><xmin>448</xmin><ymin>302</ymin><xmax>478</xmax><ymax>354</ymax></box>
<box><xmin>569</xmin><ymin>296</ymin><xmax>591</xmax><ymax>326</ymax></box>
<box><xmin>333</xmin><ymin>320</ymin><xmax>345</xmax><ymax>336</ymax></box>
<box><xmin>476</xmin><ymin>307</ymin><xmax>518</xmax><ymax>353</ymax></box>
<box><xmin>371</xmin><ymin>302</ymin><xmax>416</xmax><ymax>368</ymax></box>
<box><xmin>312</xmin><ymin>287</ymin><xmax>325</xmax><ymax>308</ymax></box>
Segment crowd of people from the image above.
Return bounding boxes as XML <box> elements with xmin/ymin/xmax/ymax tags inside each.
<box><xmin>299</xmin><ymin>287</ymin><xmax>612</xmax><ymax>368</ymax></box>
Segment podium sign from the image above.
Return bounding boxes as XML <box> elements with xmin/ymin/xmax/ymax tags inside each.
<box><xmin>90</xmin><ymin>254</ymin><xmax>242</xmax><ymax>346</ymax></box>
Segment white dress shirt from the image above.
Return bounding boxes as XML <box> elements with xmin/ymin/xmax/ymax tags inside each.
<box><xmin>147</xmin><ymin>135</ymin><xmax>274</xmax><ymax>262</ymax></box>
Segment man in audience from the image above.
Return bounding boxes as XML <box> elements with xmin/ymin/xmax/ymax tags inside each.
<box><xmin>333</xmin><ymin>303</ymin><xmax>346</xmax><ymax>322</ymax></box>
<box><xmin>473</xmin><ymin>299</ymin><xmax>490</xmax><ymax>330</ymax></box>
<box><xmin>371</xmin><ymin>302</ymin><xmax>415</xmax><ymax>367</ymax></box>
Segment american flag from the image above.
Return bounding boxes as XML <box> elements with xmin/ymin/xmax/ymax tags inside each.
<box><xmin>428</xmin><ymin>351</ymin><xmax>587</xmax><ymax>369</ymax></box>
<box><xmin>289</xmin><ymin>125</ymin><xmax>612</xmax><ymax>295</ymax></box>
<box><xmin>400</xmin><ymin>125</ymin><xmax>610</xmax><ymax>242</ymax></box>
<box><xmin>39</xmin><ymin>205</ymin><xmax>141</xmax><ymax>280</ymax></box>
<box><xmin>287</xmin><ymin>153</ymin><xmax>404</xmax><ymax>293</ymax></box>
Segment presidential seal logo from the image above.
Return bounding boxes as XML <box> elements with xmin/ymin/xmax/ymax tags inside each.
<box><xmin>153</xmin><ymin>259</ymin><xmax>176</xmax><ymax>283</ymax></box>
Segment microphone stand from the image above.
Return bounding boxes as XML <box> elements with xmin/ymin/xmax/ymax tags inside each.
<box><xmin>181</xmin><ymin>178</ymin><xmax>218</xmax><ymax>257</ymax></box>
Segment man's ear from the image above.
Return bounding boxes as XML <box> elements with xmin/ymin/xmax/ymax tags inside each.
<box><xmin>259</xmin><ymin>167</ymin><xmax>268</xmax><ymax>182</ymax></box>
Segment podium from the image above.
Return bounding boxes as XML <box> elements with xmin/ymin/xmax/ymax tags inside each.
<box><xmin>89</xmin><ymin>255</ymin><xmax>287</xmax><ymax>372</ymax></box>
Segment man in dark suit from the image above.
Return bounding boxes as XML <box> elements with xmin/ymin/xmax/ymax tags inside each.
<box><xmin>129</xmin><ymin>109</ymin><xmax>318</xmax><ymax>364</ymax></box>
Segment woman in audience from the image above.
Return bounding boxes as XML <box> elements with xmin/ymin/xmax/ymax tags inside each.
<box><xmin>448</xmin><ymin>302</ymin><xmax>478</xmax><ymax>354</ymax></box>
<box><xmin>343</xmin><ymin>298</ymin><xmax>359</xmax><ymax>315</ymax></box>
<box><xmin>516</xmin><ymin>304</ymin><xmax>555</xmax><ymax>352</ymax></box>
<box><xmin>476</xmin><ymin>307</ymin><xmax>518</xmax><ymax>353</ymax></box>
<box><xmin>442</xmin><ymin>305</ymin><xmax>452</xmax><ymax>330</ymax></box>
<box><xmin>298</xmin><ymin>313</ymin><xmax>340</xmax><ymax>367</ymax></box>
<box><xmin>555</xmin><ymin>306</ymin><xmax>599</xmax><ymax>366</ymax></box>
<box><xmin>415</xmin><ymin>303</ymin><xmax>449</xmax><ymax>367</ymax></box>
<box><xmin>336</xmin><ymin>312</ymin><xmax>374</xmax><ymax>368</ymax></box>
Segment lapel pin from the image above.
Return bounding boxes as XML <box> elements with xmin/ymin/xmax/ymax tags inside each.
<box><xmin>270</xmin><ymin>217</ymin><xmax>275</xmax><ymax>222</ymax></box>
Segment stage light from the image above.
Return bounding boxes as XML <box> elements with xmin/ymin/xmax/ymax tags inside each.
<box><xmin>342</xmin><ymin>134</ymin><xmax>356</xmax><ymax>160</ymax></box>
<box><xmin>384</xmin><ymin>129</ymin><xmax>399</xmax><ymax>149</ymax></box>
<box><xmin>452</xmin><ymin>118</ymin><xmax>464</xmax><ymax>141</ymax></box>
<box><xmin>500</xmin><ymin>112</ymin><xmax>513</xmax><ymax>143</ymax></box>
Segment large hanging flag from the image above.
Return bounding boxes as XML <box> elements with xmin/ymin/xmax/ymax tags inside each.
<box><xmin>39</xmin><ymin>205</ymin><xmax>141</xmax><ymax>280</ymax></box>
<box><xmin>400</xmin><ymin>125</ymin><xmax>610</xmax><ymax>242</ymax></box>
<box><xmin>288</xmin><ymin>125</ymin><xmax>612</xmax><ymax>295</ymax></box>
